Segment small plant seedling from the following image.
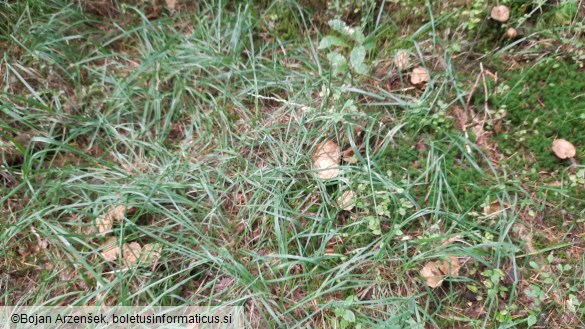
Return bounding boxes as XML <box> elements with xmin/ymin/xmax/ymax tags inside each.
<box><xmin>319</xmin><ymin>19</ymin><xmax>374</xmax><ymax>76</ymax></box>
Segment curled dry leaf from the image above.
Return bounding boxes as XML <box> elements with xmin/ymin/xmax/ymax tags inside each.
<box><xmin>337</xmin><ymin>190</ymin><xmax>356</xmax><ymax>211</ymax></box>
<box><xmin>393</xmin><ymin>50</ymin><xmax>410</xmax><ymax>71</ymax></box>
<box><xmin>410</xmin><ymin>66</ymin><xmax>429</xmax><ymax>85</ymax></box>
<box><xmin>313</xmin><ymin>140</ymin><xmax>341</xmax><ymax>179</ymax></box>
<box><xmin>491</xmin><ymin>5</ymin><xmax>510</xmax><ymax>22</ymax></box>
<box><xmin>551</xmin><ymin>139</ymin><xmax>576</xmax><ymax>159</ymax></box>
<box><xmin>420</xmin><ymin>257</ymin><xmax>460</xmax><ymax>288</ymax></box>
<box><xmin>96</xmin><ymin>205</ymin><xmax>132</xmax><ymax>235</ymax></box>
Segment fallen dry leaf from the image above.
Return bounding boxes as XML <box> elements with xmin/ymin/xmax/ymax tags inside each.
<box><xmin>471</xmin><ymin>119</ymin><xmax>490</xmax><ymax>148</ymax></box>
<box><xmin>313</xmin><ymin>140</ymin><xmax>341</xmax><ymax>179</ymax></box>
<box><xmin>420</xmin><ymin>257</ymin><xmax>460</xmax><ymax>288</ymax></box>
<box><xmin>451</xmin><ymin>106</ymin><xmax>469</xmax><ymax>132</ymax></box>
<box><xmin>95</xmin><ymin>205</ymin><xmax>132</xmax><ymax>235</ymax></box>
<box><xmin>337</xmin><ymin>190</ymin><xmax>356</xmax><ymax>211</ymax></box>
<box><xmin>410</xmin><ymin>66</ymin><xmax>429</xmax><ymax>85</ymax></box>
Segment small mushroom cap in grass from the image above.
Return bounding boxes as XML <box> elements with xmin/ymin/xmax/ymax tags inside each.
<box><xmin>552</xmin><ymin>139</ymin><xmax>576</xmax><ymax>159</ymax></box>
<box><xmin>393</xmin><ymin>50</ymin><xmax>410</xmax><ymax>71</ymax></box>
<box><xmin>313</xmin><ymin>140</ymin><xmax>341</xmax><ymax>179</ymax></box>
<box><xmin>410</xmin><ymin>66</ymin><xmax>429</xmax><ymax>85</ymax></box>
<box><xmin>337</xmin><ymin>190</ymin><xmax>355</xmax><ymax>211</ymax></box>
<box><xmin>420</xmin><ymin>257</ymin><xmax>460</xmax><ymax>288</ymax></box>
<box><xmin>491</xmin><ymin>5</ymin><xmax>510</xmax><ymax>22</ymax></box>
<box><xmin>505</xmin><ymin>27</ymin><xmax>518</xmax><ymax>39</ymax></box>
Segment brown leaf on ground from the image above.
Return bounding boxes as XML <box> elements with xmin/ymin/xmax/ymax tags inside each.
<box><xmin>471</xmin><ymin>118</ymin><xmax>491</xmax><ymax>148</ymax></box>
<box><xmin>451</xmin><ymin>106</ymin><xmax>469</xmax><ymax>132</ymax></box>
<box><xmin>516</xmin><ymin>224</ymin><xmax>537</xmax><ymax>254</ymax></box>
<box><xmin>313</xmin><ymin>140</ymin><xmax>341</xmax><ymax>179</ymax></box>
<box><xmin>420</xmin><ymin>257</ymin><xmax>460</xmax><ymax>288</ymax></box>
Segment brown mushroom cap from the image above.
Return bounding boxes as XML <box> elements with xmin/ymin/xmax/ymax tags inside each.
<box><xmin>410</xmin><ymin>66</ymin><xmax>429</xmax><ymax>85</ymax></box>
<box><xmin>505</xmin><ymin>27</ymin><xmax>518</xmax><ymax>39</ymax></box>
<box><xmin>313</xmin><ymin>140</ymin><xmax>341</xmax><ymax>179</ymax></box>
<box><xmin>394</xmin><ymin>50</ymin><xmax>410</xmax><ymax>72</ymax></box>
<box><xmin>552</xmin><ymin>139</ymin><xmax>576</xmax><ymax>159</ymax></box>
<box><xmin>491</xmin><ymin>5</ymin><xmax>510</xmax><ymax>23</ymax></box>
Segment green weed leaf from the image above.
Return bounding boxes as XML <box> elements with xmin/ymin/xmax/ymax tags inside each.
<box><xmin>318</xmin><ymin>36</ymin><xmax>349</xmax><ymax>49</ymax></box>
<box><xmin>527</xmin><ymin>314</ymin><xmax>537</xmax><ymax>327</ymax></box>
<box><xmin>350</xmin><ymin>46</ymin><xmax>367</xmax><ymax>74</ymax></box>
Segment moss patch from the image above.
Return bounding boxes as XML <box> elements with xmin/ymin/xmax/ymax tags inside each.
<box><xmin>494</xmin><ymin>59</ymin><xmax>585</xmax><ymax>171</ymax></box>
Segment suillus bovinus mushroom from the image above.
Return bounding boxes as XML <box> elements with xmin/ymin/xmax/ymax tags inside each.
<box><xmin>491</xmin><ymin>5</ymin><xmax>510</xmax><ymax>23</ymax></box>
<box><xmin>552</xmin><ymin>138</ymin><xmax>577</xmax><ymax>166</ymax></box>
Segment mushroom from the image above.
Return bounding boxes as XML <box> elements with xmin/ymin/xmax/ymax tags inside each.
<box><xmin>393</xmin><ymin>49</ymin><xmax>410</xmax><ymax>72</ymax></box>
<box><xmin>410</xmin><ymin>66</ymin><xmax>429</xmax><ymax>85</ymax></box>
<box><xmin>552</xmin><ymin>138</ymin><xmax>577</xmax><ymax>166</ymax></box>
<box><xmin>491</xmin><ymin>5</ymin><xmax>510</xmax><ymax>23</ymax></box>
<box><xmin>505</xmin><ymin>27</ymin><xmax>518</xmax><ymax>39</ymax></box>
<box><xmin>337</xmin><ymin>190</ymin><xmax>356</xmax><ymax>211</ymax></box>
<box><xmin>313</xmin><ymin>140</ymin><xmax>341</xmax><ymax>179</ymax></box>
<box><xmin>420</xmin><ymin>257</ymin><xmax>460</xmax><ymax>288</ymax></box>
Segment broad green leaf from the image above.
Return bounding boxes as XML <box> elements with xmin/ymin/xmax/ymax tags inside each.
<box><xmin>352</xmin><ymin>29</ymin><xmax>365</xmax><ymax>43</ymax></box>
<box><xmin>367</xmin><ymin>216</ymin><xmax>381</xmax><ymax>235</ymax></box>
<box><xmin>328</xmin><ymin>19</ymin><xmax>349</xmax><ymax>35</ymax></box>
<box><xmin>343</xmin><ymin>310</ymin><xmax>356</xmax><ymax>322</ymax></box>
<box><xmin>350</xmin><ymin>46</ymin><xmax>367</xmax><ymax>74</ymax></box>
<box><xmin>327</xmin><ymin>52</ymin><xmax>348</xmax><ymax>75</ymax></box>
<box><xmin>527</xmin><ymin>314</ymin><xmax>537</xmax><ymax>327</ymax></box>
<box><xmin>318</xmin><ymin>36</ymin><xmax>349</xmax><ymax>49</ymax></box>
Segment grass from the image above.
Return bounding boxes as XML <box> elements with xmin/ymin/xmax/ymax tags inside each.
<box><xmin>1</xmin><ymin>0</ymin><xmax>585</xmax><ymax>327</ymax></box>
